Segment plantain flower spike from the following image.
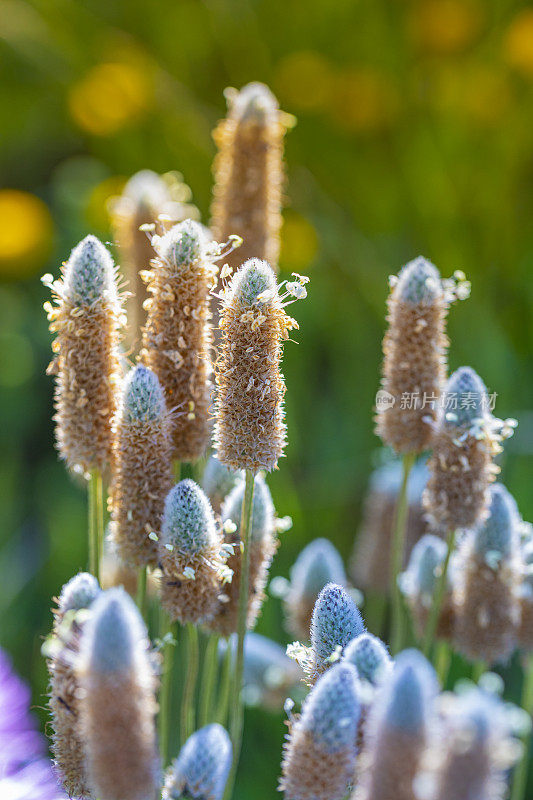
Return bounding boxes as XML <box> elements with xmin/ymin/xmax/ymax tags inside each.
<box><xmin>351</xmin><ymin>459</ymin><xmax>429</xmax><ymax>595</ymax></box>
<box><xmin>214</xmin><ymin>258</ymin><xmax>306</xmax><ymax>472</ymax></box>
<box><xmin>140</xmin><ymin>219</ymin><xmax>215</xmax><ymax>462</ymax></box>
<box><xmin>280</xmin><ymin>663</ymin><xmax>360</xmax><ymax>800</ymax></box>
<box><xmin>342</xmin><ymin>633</ymin><xmax>393</xmax><ymax>688</ymax></box>
<box><xmin>111</xmin><ymin>169</ymin><xmax>198</xmax><ymax>351</ymax></box>
<box><xmin>46</xmin><ymin>572</ymin><xmax>101</xmax><ymax>799</ymax></box>
<box><xmin>77</xmin><ymin>588</ymin><xmax>159</xmax><ymax>800</ymax></box>
<box><xmin>308</xmin><ymin>583</ymin><xmax>366</xmax><ymax>681</ymax></box>
<box><xmin>399</xmin><ymin>534</ymin><xmax>455</xmax><ymax>640</ymax></box>
<box><xmin>201</xmin><ymin>454</ymin><xmax>240</xmax><ymax>514</ymax></box>
<box><xmin>284</xmin><ymin>538</ymin><xmax>347</xmax><ymax>640</ymax></box>
<box><xmin>44</xmin><ymin>235</ymin><xmax>123</xmax><ymax>474</ymax></box>
<box><xmin>159</xmin><ymin>480</ymin><xmax>227</xmax><ymax>625</ymax></box>
<box><xmin>424</xmin><ymin>366</ymin><xmax>514</xmax><ymax>533</ymax></box>
<box><xmin>354</xmin><ymin>650</ymin><xmax>438</xmax><ymax>800</ymax></box>
<box><xmin>211</xmin><ymin>82</ymin><xmax>291</xmax><ymax>275</ymax></box>
<box><xmin>110</xmin><ymin>364</ymin><xmax>174</xmax><ymax>568</ymax></box>
<box><xmin>207</xmin><ymin>474</ymin><xmax>278</xmax><ymax>636</ymax></box>
<box><xmin>163</xmin><ymin>724</ymin><xmax>232</xmax><ymax>800</ymax></box>
<box><xmin>376</xmin><ymin>257</ymin><xmax>449</xmax><ymax>454</ymax></box>
<box><xmin>426</xmin><ymin>689</ymin><xmax>517</xmax><ymax>800</ymax></box>
<box><xmin>453</xmin><ymin>483</ymin><xmax>521</xmax><ymax>664</ymax></box>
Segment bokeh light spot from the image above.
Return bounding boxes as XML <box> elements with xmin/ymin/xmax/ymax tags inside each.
<box><xmin>504</xmin><ymin>10</ymin><xmax>533</xmax><ymax>77</ymax></box>
<box><xmin>275</xmin><ymin>51</ymin><xmax>334</xmax><ymax>112</ymax></box>
<box><xmin>280</xmin><ymin>212</ymin><xmax>319</xmax><ymax>272</ymax></box>
<box><xmin>0</xmin><ymin>190</ymin><xmax>53</xmax><ymax>279</ymax></box>
<box><xmin>329</xmin><ymin>69</ymin><xmax>399</xmax><ymax>134</ymax></box>
<box><xmin>409</xmin><ymin>0</ymin><xmax>483</xmax><ymax>55</ymax></box>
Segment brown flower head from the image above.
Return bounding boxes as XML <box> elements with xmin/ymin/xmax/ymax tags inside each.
<box><xmin>140</xmin><ymin>219</ymin><xmax>216</xmax><ymax>462</ymax></box>
<box><xmin>158</xmin><ymin>480</ymin><xmax>229</xmax><ymax>625</ymax></box>
<box><xmin>109</xmin><ymin>364</ymin><xmax>174</xmax><ymax>568</ymax></box>
<box><xmin>77</xmin><ymin>588</ymin><xmax>160</xmax><ymax>800</ymax></box>
<box><xmin>376</xmin><ymin>257</ymin><xmax>449</xmax><ymax>454</ymax></box>
<box><xmin>214</xmin><ymin>258</ymin><xmax>306</xmax><ymax>473</ymax></box>
<box><xmin>111</xmin><ymin>169</ymin><xmax>199</xmax><ymax>352</ymax></box>
<box><xmin>211</xmin><ymin>82</ymin><xmax>291</xmax><ymax>274</ymax></box>
<box><xmin>43</xmin><ymin>235</ymin><xmax>123</xmax><ymax>474</ymax></box>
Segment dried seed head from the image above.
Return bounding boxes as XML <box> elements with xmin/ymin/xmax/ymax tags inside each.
<box><xmin>400</xmin><ymin>534</ymin><xmax>455</xmax><ymax>640</ymax></box>
<box><xmin>280</xmin><ymin>663</ymin><xmax>360</xmax><ymax>800</ymax></box>
<box><xmin>77</xmin><ymin>588</ymin><xmax>159</xmax><ymax>800</ymax></box>
<box><xmin>453</xmin><ymin>484</ymin><xmax>521</xmax><ymax>664</ymax></box>
<box><xmin>284</xmin><ymin>538</ymin><xmax>347</xmax><ymax>640</ymax></box>
<box><xmin>111</xmin><ymin>170</ymin><xmax>199</xmax><ymax>352</ymax></box>
<box><xmin>201</xmin><ymin>455</ymin><xmax>240</xmax><ymax>514</ymax></box>
<box><xmin>354</xmin><ymin>650</ymin><xmax>438</xmax><ymax>800</ymax></box>
<box><xmin>141</xmin><ymin>219</ymin><xmax>214</xmax><ymax>462</ymax></box>
<box><xmin>240</xmin><ymin>632</ymin><xmax>302</xmax><ymax>711</ymax></box>
<box><xmin>342</xmin><ymin>633</ymin><xmax>393</xmax><ymax>687</ymax></box>
<box><xmin>310</xmin><ymin>583</ymin><xmax>366</xmax><ymax>678</ymax></box>
<box><xmin>211</xmin><ymin>82</ymin><xmax>290</xmax><ymax>274</ymax></box>
<box><xmin>159</xmin><ymin>481</ymin><xmax>226</xmax><ymax>625</ymax></box>
<box><xmin>163</xmin><ymin>724</ymin><xmax>232</xmax><ymax>800</ymax></box>
<box><xmin>424</xmin><ymin>367</ymin><xmax>499</xmax><ymax>533</ymax></box>
<box><xmin>47</xmin><ymin>574</ymin><xmax>101</xmax><ymax>799</ymax></box>
<box><xmin>351</xmin><ymin>459</ymin><xmax>429</xmax><ymax>595</ymax></box>
<box><xmin>110</xmin><ymin>365</ymin><xmax>174</xmax><ymax>568</ymax></box>
<box><xmin>427</xmin><ymin>689</ymin><xmax>516</xmax><ymax>800</ymax></box>
<box><xmin>206</xmin><ymin>474</ymin><xmax>278</xmax><ymax>635</ymax></box>
<box><xmin>45</xmin><ymin>235</ymin><xmax>123</xmax><ymax>474</ymax></box>
<box><xmin>214</xmin><ymin>258</ymin><xmax>303</xmax><ymax>472</ymax></box>
<box><xmin>376</xmin><ymin>256</ymin><xmax>448</xmax><ymax>454</ymax></box>
<box><xmin>58</xmin><ymin>571</ymin><xmax>101</xmax><ymax>617</ymax></box>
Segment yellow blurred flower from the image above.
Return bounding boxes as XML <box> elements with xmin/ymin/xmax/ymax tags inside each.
<box><xmin>430</xmin><ymin>64</ymin><xmax>511</xmax><ymax>126</ymax></box>
<box><xmin>68</xmin><ymin>62</ymin><xmax>152</xmax><ymax>136</ymax></box>
<box><xmin>409</xmin><ymin>0</ymin><xmax>483</xmax><ymax>55</ymax></box>
<box><xmin>0</xmin><ymin>190</ymin><xmax>53</xmax><ymax>279</ymax></box>
<box><xmin>280</xmin><ymin>212</ymin><xmax>319</xmax><ymax>272</ymax></box>
<box><xmin>275</xmin><ymin>51</ymin><xmax>335</xmax><ymax>112</ymax></box>
<box><xmin>504</xmin><ymin>9</ymin><xmax>533</xmax><ymax>77</ymax></box>
<box><xmin>328</xmin><ymin>69</ymin><xmax>399</xmax><ymax>133</ymax></box>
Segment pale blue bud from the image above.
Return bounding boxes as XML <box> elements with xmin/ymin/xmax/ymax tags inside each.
<box><xmin>474</xmin><ymin>483</ymin><xmax>520</xmax><ymax>560</ymax></box>
<box><xmin>161</xmin><ymin>480</ymin><xmax>217</xmax><ymax>555</ymax></box>
<box><xmin>311</xmin><ymin>583</ymin><xmax>366</xmax><ymax>663</ymax></box>
<box><xmin>443</xmin><ymin>367</ymin><xmax>488</xmax><ymax>427</ymax></box>
<box><xmin>165</xmin><ymin>724</ymin><xmax>232</xmax><ymax>800</ymax></box>
<box><xmin>395</xmin><ymin>257</ymin><xmax>442</xmax><ymax>305</ymax></box>
<box><xmin>122</xmin><ymin>365</ymin><xmax>166</xmax><ymax>423</ymax></box>
<box><xmin>81</xmin><ymin>588</ymin><xmax>148</xmax><ymax>674</ymax></box>
<box><xmin>230</xmin><ymin>258</ymin><xmax>276</xmax><ymax>306</ymax></box>
<box><xmin>289</xmin><ymin>538</ymin><xmax>346</xmax><ymax>600</ymax></box>
<box><xmin>221</xmin><ymin>475</ymin><xmax>274</xmax><ymax>542</ymax></box>
<box><xmin>64</xmin><ymin>235</ymin><xmax>115</xmax><ymax>305</ymax></box>
<box><xmin>156</xmin><ymin>219</ymin><xmax>205</xmax><ymax>268</ymax></box>
<box><xmin>300</xmin><ymin>663</ymin><xmax>360</xmax><ymax>753</ymax></box>
<box><xmin>342</xmin><ymin>634</ymin><xmax>392</xmax><ymax>686</ymax></box>
<box><xmin>378</xmin><ymin>649</ymin><xmax>438</xmax><ymax>735</ymax></box>
<box><xmin>401</xmin><ymin>534</ymin><xmax>448</xmax><ymax>598</ymax></box>
<box><xmin>201</xmin><ymin>456</ymin><xmax>239</xmax><ymax>507</ymax></box>
<box><xmin>58</xmin><ymin>572</ymin><xmax>100</xmax><ymax>614</ymax></box>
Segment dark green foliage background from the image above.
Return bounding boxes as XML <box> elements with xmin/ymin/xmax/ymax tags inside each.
<box><xmin>1</xmin><ymin>1</ymin><xmax>532</xmax><ymax>796</ymax></box>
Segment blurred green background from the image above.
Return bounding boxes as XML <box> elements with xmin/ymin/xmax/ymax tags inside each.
<box><xmin>1</xmin><ymin>0</ymin><xmax>533</xmax><ymax>795</ymax></box>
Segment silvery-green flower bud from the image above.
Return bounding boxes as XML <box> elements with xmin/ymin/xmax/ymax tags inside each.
<box><xmin>163</xmin><ymin>724</ymin><xmax>232</xmax><ymax>800</ymax></box>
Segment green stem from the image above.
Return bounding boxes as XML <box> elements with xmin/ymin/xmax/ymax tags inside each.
<box><xmin>199</xmin><ymin>634</ymin><xmax>220</xmax><ymax>727</ymax></box>
<box><xmin>225</xmin><ymin>470</ymin><xmax>255</xmax><ymax>800</ymax></box>
<box><xmin>159</xmin><ymin>614</ymin><xmax>176</xmax><ymax>767</ymax></box>
<box><xmin>136</xmin><ymin>566</ymin><xmax>147</xmax><ymax>620</ymax></box>
<box><xmin>472</xmin><ymin>660</ymin><xmax>486</xmax><ymax>682</ymax></box>
<box><xmin>88</xmin><ymin>469</ymin><xmax>100</xmax><ymax>582</ymax></box>
<box><xmin>422</xmin><ymin>528</ymin><xmax>456</xmax><ymax>658</ymax></box>
<box><xmin>364</xmin><ymin>592</ymin><xmax>387</xmax><ymax>638</ymax></box>
<box><xmin>435</xmin><ymin>640</ymin><xmax>451</xmax><ymax>686</ymax></box>
<box><xmin>216</xmin><ymin>639</ymin><xmax>233</xmax><ymax>726</ymax></box>
<box><xmin>181</xmin><ymin>623</ymin><xmax>199</xmax><ymax>745</ymax></box>
<box><xmin>390</xmin><ymin>453</ymin><xmax>416</xmax><ymax>654</ymax></box>
<box><xmin>174</xmin><ymin>460</ymin><xmax>181</xmax><ymax>482</ymax></box>
<box><xmin>511</xmin><ymin>654</ymin><xmax>533</xmax><ymax>800</ymax></box>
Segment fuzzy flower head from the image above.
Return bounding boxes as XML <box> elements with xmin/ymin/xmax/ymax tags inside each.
<box><xmin>122</xmin><ymin>364</ymin><xmax>166</xmax><ymax>424</ymax></box>
<box><xmin>122</xmin><ymin>169</ymin><xmax>170</xmax><ymax>212</ymax></box>
<box><xmin>299</xmin><ymin>663</ymin><xmax>361</xmax><ymax>753</ymax></box>
<box><xmin>221</xmin><ymin>474</ymin><xmax>275</xmax><ymax>542</ymax></box>
<box><xmin>57</xmin><ymin>572</ymin><xmax>100</xmax><ymax>616</ymax></box>
<box><xmin>201</xmin><ymin>456</ymin><xmax>240</xmax><ymax>513</ymax></box>
<box><xmin>63</xmin><ymin>234</ymin><xmax>116</xmax><ymax>306</ymax></box>
<box><xmin>163</xmin><ymin>724</ymin><xmax>232</xmax><ymax>800</ymax></box>
<box><xmin>311</xmin><ymin>583</ymin><xmax>366</xmax><ymax>665</ymax></box>
<box><xmin>229</xmin><ymin>81</ymin><xmax>279</xmax><ymax>124</ymax></box>
<box><xmin>395</xmin><ymin>257</ymin><xmax>443</xmax><ymax>305</ymax></box>
<box><xmin>342</xmin><ymin>633</ymin><xmax>392</xmax><ymax>687</ymax></box>
<box><xmin>377</xmin><ymin>649</ymin><xmax>438</xmax><ymax>736</ymax></box>
<box><xmin>230</xmin><ymin>257</ymin><xmax>278</xmax><ymax>306</ymax></box>
<box><xmin>290</xmin><ymin>539</ymin><xmax>347</xmax><ymax>601</ymax></box>
<box><xmin>161</xmin><ymin>480</ymin><xmax>217</xmax><ymax>556</ymax></box>
<box><xmin>473</xmin><ymin>483</ymin><xmax>520</xmax><ymax>562</ymax></box>
<box><xmin>442</xmin><ymin>366</ymin><xmax>489</xmax><ymax>428</ymax></box>
<box><xmin>400</xmin><ymin>534</ymin><xmax>448</xmax><ymax>601</ymax></box>
<box><xmin>153</xmin><ymin>219</ymin><xmax>206</xmax><ymax>270</ymax></box>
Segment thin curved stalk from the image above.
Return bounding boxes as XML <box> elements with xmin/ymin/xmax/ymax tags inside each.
<box><xmin>199</xmin><ymin>634</ymin><xmax>220</xmax><ymax>727</ymax></box>
<box><xmin>216</xmin><ymin>640</ymin><xmax>233</xmax><ymax>726</ymax></box>
<box><xmin>181</xmin><ymin>623</ymin><xmax>199</xmax><ymax>745</ymax></box>
<box><xmin>390</xmin><ymin>453</ymin><xmax>416</xmax><ymax>654</ymax></box>
<box><xmin>159</xmin><ymin>613</ymin><xmax>176</xmax><ymax>766</ymax></box>
<box><xmin>422</xmin><ymin>527</ymin><xmax>456</xmax><ymax>658</ymax></box>
<box><xmin>136</xmin><ymin>567</ymin><xmax>147</xmax><ymax>620</ymax></box>
<box><xmin>511</xmin><ymin>654</ymin><xmax>533</xmax><ymax>800</ymax></box>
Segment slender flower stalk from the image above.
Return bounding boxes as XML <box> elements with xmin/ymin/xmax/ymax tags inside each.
<box><xmin>211</xmin><ymin>83</ymin><xmax>291</xmax><ymax>274</ymax></box>
<box><xmin>77</xmin><ymin>588</ymin><xmax>160</xmax><ymax>800</ymax></box>
<box><xmin>280</xmin><ymin>663</ymin><xmax>361</xmax><ymax>800</ymax></box>
<box><xmin>216</xmin><ymin>641</ymin><xmax>233</xmax><ymax>726</ymax></box>
<box><xmin>110</xmin><ymin>364</ymin><xmax>174</xmax><ymax>568</ymax></box>
<box><xmin>140</xmin><ymin>220</ymin><xmax>216</xmax><ymax>462</ymax></box>
<box><xmin>511</xmin><ymin>653</ymin><xmax>533</xmax><ymax>800</ymax></box>
<box><xmin>158</xmin><ymin>613</ymin><xmax>176</xmax><ymax>766</ymax></box>
<box><xmin>422</xmin><ymin>528</ymin><xmax>456</xmax><ymax>657</ymax></box>
<box><xmin>163</xmin><ymin>724</ymin><xmax>232</xmax><ymax>800</ymax></box>
<box><xmin>181</xmin><ymin>623</ymin><xmax>200</xmax><ymax>745</ymax></box>
<box><xmin>111</xmin><ymin>169</ymin><xmax>198</xmax><ymax>352</ymax></box>
<box><xmin>199</xmin><ymin>634</ymin><xmax>220</xmax><ymax>727</ymax></box>
<box><xmin>390</xmin><ymin>453</ymin><xmax>416</xmax><ymax>654</ymax></box>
